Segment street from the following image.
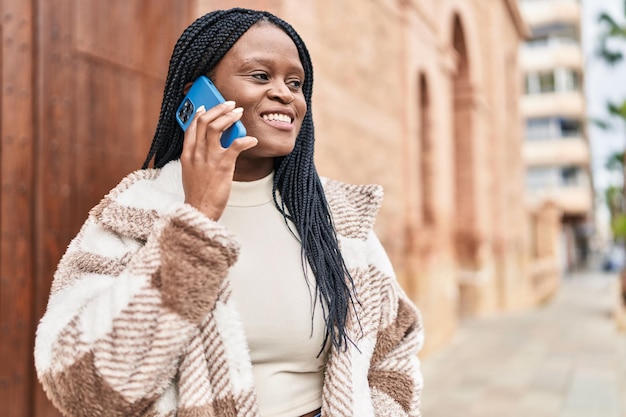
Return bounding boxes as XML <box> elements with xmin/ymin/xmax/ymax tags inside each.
<box><xmin>421</xmin><ymin>270</ymin><xmax>626</xmax><ymax>417</ymax></box>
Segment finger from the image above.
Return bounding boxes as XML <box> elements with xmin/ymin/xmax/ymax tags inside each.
<box><xmin>224</xmin><ymin>136</ymin><xmax>259</xmax><ymax>162</ymax></box>
<box><xmin>195</xmin><ymin>102</ymin><xmax>238</xmax><ymax>156</ymax></box>
<box><xmin>199</xmin><ymin>107</ymin><xmax>245</xmax><ymax>153</ymax></box>
<box><xmin>182</xmin><ymin>104</ymin><xmax>207</xmax><ymax>161</ymax></box>
<box><xmin>203</xmin><ymin>100</ymin><xmax>236</xmax><ymax>119</ymax></box>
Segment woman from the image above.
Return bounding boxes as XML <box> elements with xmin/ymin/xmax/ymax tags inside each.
<box><xmin>35</xmin><ymin>8</ymin><xmax>424</xmax><ymax>417</ymax></box>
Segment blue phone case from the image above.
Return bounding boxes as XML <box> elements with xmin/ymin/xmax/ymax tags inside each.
<box><xmin>175</xmin><ymin>75</ymin><xmax>247</xmax><ymax>148</ymax></box>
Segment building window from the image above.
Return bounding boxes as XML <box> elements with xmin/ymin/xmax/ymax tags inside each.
<box><xmin>524</xmin><ymin>22</ymin><xmax>579</xmax><ymax>48</ymax></box>
<box><xmin>418</xmin><ymin>73</ymin><xmax>434</xmax><ymax>226</ymax></box>
<box><xmin>525</xmin><ymin>117</ymin><xmax>582</xmax><ymax>140</ymax></box>
<box><xmin>561</xmin><ymin>166</ymin><xmax>581</xmax><ymax>186</ymax></box>
<box><xmin>526</xmin><ymin>118</ymin><xmax>555</xmax><ymax>140</ymax></box>
<box><xmin>560</xmin><ymin>118</ymin><xmax>582</xmax><ymax>137</ymax></box>
<box><xmin>525</xmin><ymin>71</ymin><xmax>554</xmax><ymax>94</ymax></box>
<box><xmin>526</xmin><ymin>166</ymin><xmax>587</xmax><ymax>189</ymax></box>
<box><xmin>557</xmin><ymin>68</ymin><xmax>580</xmax><ymax>91</ymax></box>
<box><xmin>526</xmin><ymin>167</ymin><xmax>558</xmax><ymax>189</ymax></box>
<box><xmin>525</xmin><ymin>68</ymin><xmax>581</xmax><ymax>95</ymax></box>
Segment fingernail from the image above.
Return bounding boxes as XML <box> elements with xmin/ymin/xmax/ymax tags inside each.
<box><xmin>195</xmin><ymin>105</ymin><xmax>206</xmax><ymax>113</ymax></box>
<box><xmin>224</xmin><ymin>101</ymin><xmax>236</xmax><ymax>107</ymax></box>
<box><xmin>232</xmin><ymin>107</ymin><xmax>243</xmax><ymax>113</ymax></box>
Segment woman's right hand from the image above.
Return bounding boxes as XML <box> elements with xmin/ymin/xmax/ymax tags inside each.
<box><xmin>181</xmin><ymin>101</ymin><xmax>258</xmax><ymax>220</ymax></box>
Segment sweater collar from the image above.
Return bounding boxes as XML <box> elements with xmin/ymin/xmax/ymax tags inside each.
<box><xmin>92</xmin><ymin>160</ymin><xmax>382</xmax><ymax>241</ymax></box>
<box><xmin>227</xmin><ymin>172</ymin><xmax>275</xmax><ymax>207</ymax></box>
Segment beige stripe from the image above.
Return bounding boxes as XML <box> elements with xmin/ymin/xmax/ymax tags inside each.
<box><xmin>235</xmin><ymin>390</ymin><xmax>260</xmax><ymax>417</ymax></box>
<box><xmin>90</xmin><ymin>280</ymin><xmax>193</xmax><ymax>402</ymax></box>
<box><xmin>201</xmin><ymin>318</ymin><xmax>231</xmax><ymax>395</ymax></box>
<box><xmin>351</xmin><ymin>268</ymin><xmax>385</xmax><ymax>338</ymax></box>
<box><xmin>324</xmin><ymin>180</ymin><xmax>383</xmax><ymax>240</ymax></box>
<box><xmin>178</xmin><ymin>332</ymin><xmax>213</xmax><ymax>407</ymax></box>
<box><xmin>322</xmin><ymin>349</ymin><xmax>353</xmax><ymax>416</ymax></box>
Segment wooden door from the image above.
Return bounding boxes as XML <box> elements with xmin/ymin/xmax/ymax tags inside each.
<box><xmin>0</xmin><ymin>1</ymin><xmax>193</xmax><ymax>416</ymax></box>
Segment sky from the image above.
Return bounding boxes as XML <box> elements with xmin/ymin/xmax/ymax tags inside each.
<box><xmin>581</xmin><ymin>0</ymin><xmax>626</xmax><ymax>192</ymax></box>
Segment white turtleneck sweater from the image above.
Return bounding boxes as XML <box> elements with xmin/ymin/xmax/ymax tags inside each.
<box><xmin>218</xmin><ymin>172</ymin><xmax>327</xmax><ymax>417</ymax></box>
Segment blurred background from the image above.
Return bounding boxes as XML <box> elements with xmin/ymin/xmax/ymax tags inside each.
<box><xmin>1</xmin><ymin>0</ymin><xmax>625</xmax><ymax>416</ymax></box>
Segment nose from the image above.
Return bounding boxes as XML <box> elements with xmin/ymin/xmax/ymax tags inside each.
<box><xmin>267</xmin><ymin>82</ymin><xmax>294</xmax><ymax>104</ymax></box>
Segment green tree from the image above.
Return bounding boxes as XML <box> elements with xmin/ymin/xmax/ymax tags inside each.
<box><xmin>596</xmin><ymin>4</ymin><xmax>626</xmax><ymax>133</ymax></box>
<box><xmin>597</xmin><ymin>4</ymin><xmax>626</xmax><ymax>65</ymax></box>
<box><xmin>605</xmin><ymin>151</ymin><xmax>626</xmax><ymax>239</ymax></box>
<box><xmin>597</xmin><ymin>5</ymin><xmax>626</xmax><ymax>244</ymax></box>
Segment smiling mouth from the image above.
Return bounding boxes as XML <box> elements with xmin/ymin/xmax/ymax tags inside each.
<box><xmin>262</xmin><ymin>113</ymin><xmax>293</xmax><ymax>124</ymax></box>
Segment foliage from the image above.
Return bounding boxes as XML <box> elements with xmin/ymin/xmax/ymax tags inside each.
<box><xmin>612</xmin><ymin>213</ymin><xmax>626</xmax><ymax>239</ymax></box>
<box><xmin>597</xmin><ymin>5</ymin><xmax>626</xmax><ymax>243</ymax></box>
<box><xmin>596</xmin><ymin>5</ymin><xmax>626</xmax><ymax>128</ymax></box>
<box><xmin>606</xmin><ymin>183</ymin><xmax>623</xmax><ymax>215</ymax></box>
<box><xmin>606</xmin><ymin>151</ymin><xmax>625</xmax><ymax>172</ymax></box>
<box><xmin>597</xmin><ymin>6</ymin><xmax>626</xmax><ymax>66</ymax></box>
<box><xmin>605</xmin><ymin>155</ymin><xmax>626</xmax><ymax>240</ymax></box>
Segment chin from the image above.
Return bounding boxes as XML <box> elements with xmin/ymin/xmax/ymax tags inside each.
<box><xmin>257</xmin><ymin>140</ymin><xmax>297</xmax><ymax>156</ymax></box>
<box><xmin>271</xmin><ymin>147</ymin><xmax>296</xmax><ymax>158</ymax></box>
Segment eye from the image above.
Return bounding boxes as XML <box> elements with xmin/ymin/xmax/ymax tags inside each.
<box><xmin>288</xmin><ymin>79</ymin><xmax>303</xmax><ymax>91</ymax></box>
<box><xmin>251</xmin><ymin>72</ymin><xmax>269</xmax><ymax>81</ymax></box>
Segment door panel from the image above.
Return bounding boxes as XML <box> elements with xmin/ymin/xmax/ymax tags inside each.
<box><xmin>1</xmin><ymin>1</ymin><xmax>193</xmax><ymax>416</ymax></box>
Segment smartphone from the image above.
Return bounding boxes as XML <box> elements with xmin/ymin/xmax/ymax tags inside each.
<box><xmin>175</xmin><ymin>75</ymin><xmax>247</xmax><ymax>148</ymax></box>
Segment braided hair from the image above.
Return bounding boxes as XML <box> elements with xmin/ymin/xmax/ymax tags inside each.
<box><xmin>142</xmin><ymin>8</ymin><xmax>360</xmax><ymax>353</ymax></box>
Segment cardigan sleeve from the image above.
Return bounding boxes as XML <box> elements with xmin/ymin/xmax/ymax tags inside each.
<box><xmin>365</xmin><ymin>231</ymin><xmax>424</xmax><ymax>417</ymax></box>
<box><xmin>34</xmin><ymin>202</ymin><xmax>239</xmax><ymax>417</ymax></box>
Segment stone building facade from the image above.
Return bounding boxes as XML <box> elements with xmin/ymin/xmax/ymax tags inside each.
<box><xmin>194</xmin><ymin>0</ymin><xmax>550</xmax><ymax>354</ymax></box>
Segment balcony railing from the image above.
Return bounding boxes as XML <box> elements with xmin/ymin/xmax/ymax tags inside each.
<box><xmin>524</xmin><ymin>137</ymin><xmax>589</xmax><ymax>167</ymax></box>
<box><xmin>520</xmin><ymin>0</ymin><xmax>581</xmax><ymax>26</ymax></box>
<box><xmin>525</xmin><ymin>185</ymin><xmax>592</xmax><ymax>216</ymax></box>
<box><xmin>521</xmin><ymin>91</ymin><xmax>585</xmax><ymax>118</ymax></box>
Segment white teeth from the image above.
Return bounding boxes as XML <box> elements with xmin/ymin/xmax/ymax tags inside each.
<box><xmin>263</xmin><ymin>113</ymin><xmax>292</xmax><ymax>123</ymax></box>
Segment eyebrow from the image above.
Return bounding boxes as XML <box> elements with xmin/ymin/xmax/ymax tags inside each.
<box><xmin>240</xmin><ymin>56</ymin><xmax>305</xmax><ymax>75</ymax></box>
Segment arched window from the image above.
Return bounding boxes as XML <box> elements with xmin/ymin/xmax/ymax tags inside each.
<box><xmin>451</xmin><ymin>14</ymin><xmax>476</xmax><ymax>269</ymax></box>
<box><xmin>419</xmin><ymin>72</ymin><xmax>434</xmax><ymax>226</ymax></box>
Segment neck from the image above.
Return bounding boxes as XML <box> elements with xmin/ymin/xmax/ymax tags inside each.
<box><xmin>233</xmin><ymin>157</ymin><xmax>275</xmax><ymax>182</ymax></box>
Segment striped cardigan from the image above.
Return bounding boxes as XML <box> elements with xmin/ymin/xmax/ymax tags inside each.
<box><xmin>35</xmin><ymin>160</ymin><xmax>424</xmax><ymax>417</ymax></box>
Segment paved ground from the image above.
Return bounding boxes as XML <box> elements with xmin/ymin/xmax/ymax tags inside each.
<box><xmin>420</xmin><ymin>270</ymin><xmax>626</xmax><ymax>417</ymax></box>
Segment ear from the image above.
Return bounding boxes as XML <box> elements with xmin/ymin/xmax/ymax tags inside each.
<box><xmin>183</xmin><ymin>81</ymin><xmax>193</xmax><ymax>95</ymax></box>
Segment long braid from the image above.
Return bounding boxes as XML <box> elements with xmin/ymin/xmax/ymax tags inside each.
<box><xmin>143</xmin><ymin>8</ymin><xmax>360</xmax><ymax>352</ymax></box>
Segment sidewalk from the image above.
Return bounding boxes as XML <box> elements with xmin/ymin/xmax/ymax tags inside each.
<box><xmin>420</xmin><ymin>270</ymin><xmax>626</xmax><ymax>417</ymax></box>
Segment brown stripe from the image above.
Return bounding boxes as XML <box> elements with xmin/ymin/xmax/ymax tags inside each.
<box><xmin>92</xmin><ymin>196</ymin><xmax>159</xmax><ymax>241</ymax></box>
<box><xmin>173</xmin><ymin>405</ymin><xmax>214</xmax><ymax>417</ymax></box>
<box><xmin>368</xmin><ymin>370</ymin><xmax>414</xmax><ymax>412</ymax></box>
<box><xmin>371</xmin><ymin>297</ymin><xmax>418</xmax><ymax>367</ymax></box>
<box><xmin>156</xmin><ymin>220</ymin><xmax>231</xmax><ymax>323</ymax></box>
<box><xmin>212</xmin><ymin>395</ymin><xmax>238</xmax><ymax>417</ymax></box>
<box><xmin>41</xmin><ymin>352</ymin><xmax>156</xmax><ymax>417</ymax></box>
<box><xmin>52</xmin><ymin>248</ymin><xmax>131</xmax><ymax>293</ymax></box>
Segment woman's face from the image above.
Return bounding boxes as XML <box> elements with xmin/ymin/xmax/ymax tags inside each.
<box><xmin>210</xmin><ymin>22</ymin><xmax>307</xmax><ymax>165</ymax></box>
